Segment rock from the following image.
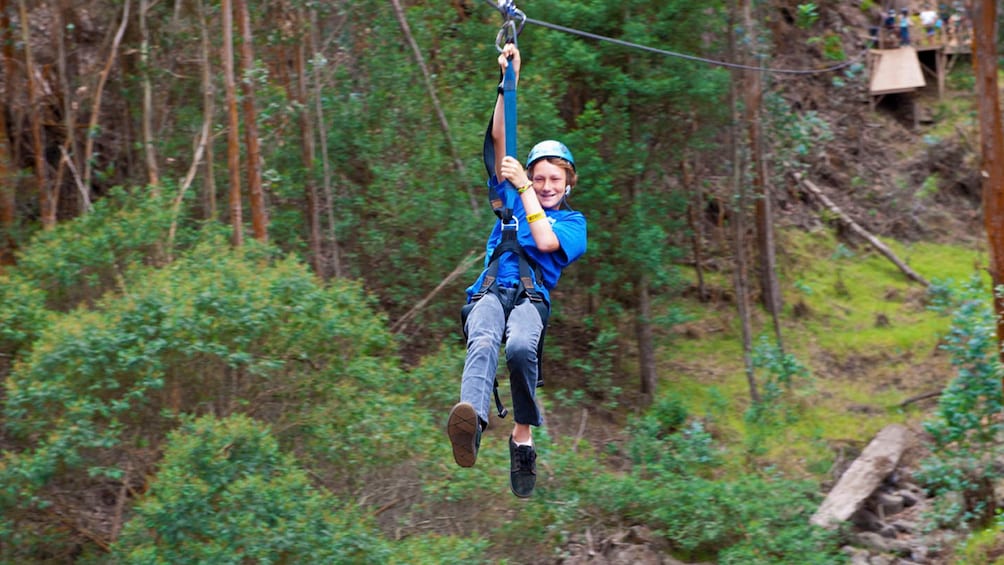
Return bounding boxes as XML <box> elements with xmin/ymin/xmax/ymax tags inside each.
<box><xmin>874</xmin><ymin>492</ymin><xmax>905</xmax><ymax>517</ymax></box>
<box><xmin>878</xmin><ymin>524</ymin><xmax>898</xmax><ymax>539</ymax></box>
<box><xmin>842</xmin><ymin>545</ymin><xmax>872</xmax><ymax>565</ymax></box>
<box><xmin>855</xmin><ymin>532</ymin><xmax>895</xmax><ymax>553</ymax></box>
<box><xmin>852</xmin><ymin>508</ymin><xmax>884</xmax><ymax>532</ymax></box>
<box><xmin>854</xmin><ymin>532</ymin><xmax>914</xmax><ymax>556</ymax></box>
<box><xmin>893</xmin><ymin>519</ymin><xmax>917</xmax><ymax>533</ymax></box>
<box><xmin>899</xmin><ymin>489</ymin><xmax>919</xmax><ymax>508</ymax></box>
<box><xmin>812</xmin><ymin>424</ymin><xmax>914</xmax><ymax>528</ymax></box>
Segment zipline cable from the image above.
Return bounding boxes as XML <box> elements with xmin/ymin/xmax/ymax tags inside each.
<box><xmin>481</xmin><ymin>0</ymin><xmax>868</xmax><ymax>75</ymax></box>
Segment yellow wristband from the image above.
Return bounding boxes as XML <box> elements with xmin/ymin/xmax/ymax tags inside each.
<box><xmin>518</xmin><ymin>183</ymin><xmax>533</xmax><ymax>194</ymax></box>
<box><xmin>527</xmin><ymin>211</ymin><xmax>545</xmax><ymax>223</ymax></box>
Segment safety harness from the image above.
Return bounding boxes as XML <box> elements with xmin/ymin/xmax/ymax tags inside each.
<box><xmin>461</xmin><ymin>2</ymin><xmax>549</xmax><ymax>420</ymax></box>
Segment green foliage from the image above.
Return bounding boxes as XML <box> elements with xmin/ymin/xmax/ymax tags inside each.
<box><xmin>820</xmin><ymin>32</ymin><xmax>846</xmax><ymax>61</ymax></box>
<box><xmin>917</xmin><ymin>277</ymin><xmax>1003</xmax><ymax>527</ymax></box>
<box><xmin>569</xmin><ymin>327</ymin><xmax>622</xmax><ymax>410</ymax></box>
<box><xmin>111</xmin><ymin>414</ymin><xmax>396</xmax><ymax>563</ymax></box>
<box><xmin>14</xmin><ymin>187</ymin><xmax>177</xmax><ymax>311</ymax></box>
<box><xmin>0</xmin><ymin>203</ymin><xmax>427</xmax><ymax>554</ymax></box>
<box><xmin>956</xmin><ymin>525</ymin><xmax>1004</xmax><ymax>565</ymax></box>
<box><xmin>919</xmin><ymin>173</ymin><xmax>941</xmax><ymax>199</ymax></box>
<box><xmin>746</xmin><ymin>336</ymin><xmax>810</xmax><ymax>423</ymax></box>
<box><xmin>765</xmin><ymin>92</ymin><xmax>834</xmax><ymax>173</ymax></box>
<box><xmin>948</xmin><ymin>67</ymin><xmax>976</xmax><ymax>91</ymax></box>
<box><xmin>0</xmin><ymin>271</ymin><xmax>50</xmax><ymax>361</ymax></box>
<box><xmin>796</xmin><ymin>3</ymin><xmax>820</xmax><ymax>29</ymax></box>
<box><xmin>589</xmin><ymin>401</ymin><xmax>843</xmax><ymax>563</ymax></box>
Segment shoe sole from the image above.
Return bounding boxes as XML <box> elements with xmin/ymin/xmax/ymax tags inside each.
<box><xmin>448</xmin><ymin>402</ymin><xmax>479</xmax><ymax>468</ymax></box>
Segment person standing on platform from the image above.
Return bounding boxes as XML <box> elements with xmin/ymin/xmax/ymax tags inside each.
<box><xmin>899</xmin><ymin>8</ymin><xmax>911</xmax><ymax>47</ymax></box>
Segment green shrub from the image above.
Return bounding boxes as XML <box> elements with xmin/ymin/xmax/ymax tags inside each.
<box><xmin>14</xmin><ymin>187</ymin><xmax>177</xmax><ymax>310</ymax></box>
<box><xmin>0</xmin><ymin>271</ymin><xmax>50</xmax><ymax>362</ymax></box>
<box><xmin>111</xmin><ymin>414</ymin><xmax>395</xmax><ymax>563</ymax></box>
<box><xmin>917</xmin><ymin>277</ymin><xmax>1003</xmax><ymax>527</ymax></box>
<box><xmin>1</xmin><ymin>233</ymin><xmax>427</xmax><ymax>556</ymax></box>
<box><xmin>586</xmin><ymin>402</ymin><xmax>842</xmax><ymax>563</ymax></box>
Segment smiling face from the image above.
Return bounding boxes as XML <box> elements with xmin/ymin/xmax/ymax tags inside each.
<box><xmin>529</xmin><ymin>159</ymin><xmax>570</xmax><ymax>210</ymax></box>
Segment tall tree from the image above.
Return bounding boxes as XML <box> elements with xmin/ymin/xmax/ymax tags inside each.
<box><xmin>742</xmin><ymin>0</ymin><xmax>785</xmax><ymax>353</ymax></box>
<box><xmin>730</xmin><ymin>0</ymin><xmax>759</xmax><ymax>403</ymax></box>
<box><xmin>0</xmin><ymin>96</ymin><xmax>13</xmax><ymax>268</ymax></box>
<box><xmin>222</xmin><ymin>0</ymin><xmax>243</xmax><ymax>246</ymax></box>
<box><xmin>293</xmin><ymin>9</ymin><xmax>322</xmax><ymax>275</ymax></box>
<box><xmin>17</xmin><ymin>0</ymin><xmax>51</xmax><ymax>228</ymax></box>
<box><xmin>52</xmin><ymin>0</ymin><xmax>85</xmax><ymax>215</ymax></box>
<box><xmin>234</xmin><ymin>0</ymin><xmax>267</xmax><ymax>242</ymax></box>
<box><xmin>197</xmin><ymin>0</ymin><xmax>218</xmax><ymax>219</ymax></box>
<box><xmin>140</xmin><ymin>0</ymin><xmax>160</xmax><ymax>189</ymax></box>
<box><xmin>82</xmin><ymin>0</ymin><xmax>129</xmax><ymax>207</ymax></box>
<box><xmin>972</xmin><ymin>0</ymin><xmax>1004</xmax><ymax>365</ymax></box>
<box><xmin>0</xmin><ymin>0</ymin><xmax>15</xmax><ymax>265</ymax></box>
<box><xmin>309</xmin><ymin>8</ymin><xmax>342</xmax><ymax>277</ymax></box>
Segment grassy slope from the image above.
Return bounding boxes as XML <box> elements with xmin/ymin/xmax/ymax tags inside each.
<box><xmin>661</xmin><ymin>226</ymin><xmax>985</xmax><ymax>479</ymax></box>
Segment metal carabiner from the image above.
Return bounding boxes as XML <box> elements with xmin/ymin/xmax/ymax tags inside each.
<box><xmin>494</xmin><ymin>3</ymin><xmax>526</xmax><ymax>53</ymax></box>
<box><xmin>495</xmin><ymin>19</ymin><xmax>518</xmax><ymax>52</ymax></box>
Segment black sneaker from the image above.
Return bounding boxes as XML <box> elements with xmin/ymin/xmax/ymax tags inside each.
<box><xmin>447</xmin><ymin>402</ymin><xmax>481</xmax><ymax>467</ymax></box>
<box><xmin>509</xmin><ymin>436</ymin><xmax>537</xmax><ymax>498</ymax></box>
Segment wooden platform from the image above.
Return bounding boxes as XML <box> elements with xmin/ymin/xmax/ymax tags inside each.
<box><xmin>869</xmin><ymin>47</ymin><xmax>926</xmax><ymax>96</ymax></box>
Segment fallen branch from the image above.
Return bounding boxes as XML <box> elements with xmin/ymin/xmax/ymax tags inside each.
<box><xmin>897</xmin><ymin>390</ymin><xmax>942</xmax><ymax>408</ymax></box>
<box><xmin>793</xmin><ymin>172</ymin><xmax>930</xmax><ymax>287</ymax></box>
<box><xmin>391</xmin><ymin>249</ymin><xmax>485</xmax><ymax>334</ymax></box>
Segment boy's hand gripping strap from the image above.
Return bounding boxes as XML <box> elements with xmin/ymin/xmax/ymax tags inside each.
<box><xmin>482</xmin><ymin>57</ymin><xmax>519</xmax><ymax>221</ymax></box>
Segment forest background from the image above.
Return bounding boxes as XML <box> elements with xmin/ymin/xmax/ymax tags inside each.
<box><xmin>3</xmin><ymin>0</ymin><xmax>1004</xmax><ymax>563</ymax></box>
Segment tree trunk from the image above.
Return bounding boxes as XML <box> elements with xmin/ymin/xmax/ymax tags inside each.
<box><xmin>310</xmin><ymin>9</ymin><xmax>342</xmax><ymax>278</ymax></box>
<box><xmin>743</xmin><ymin>0</ymin><xmax>784</xmax><ymax>353</ymax></box>
<box><xmin>636</xmin><ymin>274</ymin><xmax>658</xmax><ymax>398</ymax></box>
<box><xmin>53</xmin><ymin>0</ymin><xmax>84</xmax><ymax>215</ymax></box>
<box><xmin>682</xmin><ymin>123</ymin><xmax>708</xmax><ymax>301</ymax></box>
<box><xmin>222</xmin><ymin>0</ymin><xmax>243</xmax><ymax>246</ymax></box>
<box><xmin>139</xmin><ymin>0</ymin><xmax>160</xmax><ymax>190</ymax></box>
<box><xmin>972</xmin><ymin>0</ymin><xmax>1004</xmax><ymax>366</ymax></box>
<box><xmin>235</xmin><ymin>0</ymin><xmax>267</xmax><ymax>242</ymax></box>
<box><xmin>17</xmin><ymin>0</ymin><xmax>52</xmax><ymax>229</ymax></box>
<box><xmin>730</xmin><ymin>2</ymin><xmax>759</xmax><ymax>404</ymax></box>
<box><xmin>0</xmin><ymin>94</ymin><xmax>14</xmax><ymax>268</ymax></box>
<box><xmin>82</xmin><ymin>0</ymin><xmax>129</xmax><ymax>208</ymax></box>
<box><xmin>197</xmin><ymin>0</ymin><xmax>217</xmax><ymax>219</ymax></box>
<box><xmin>294</xmin><ymin>11</ymin><xmax>322</xmax><ymax>276</ymax></box>
<box><xmin>0</xmin><ymin>0</ymin><xmax>15</xmax><ymax>266</ymax></box>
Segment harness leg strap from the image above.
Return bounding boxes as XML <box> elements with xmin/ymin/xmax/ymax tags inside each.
<box><xmin>493</xmin><ymin>378</ymin><xmax>509</xmax><ymax>418</ymax></box>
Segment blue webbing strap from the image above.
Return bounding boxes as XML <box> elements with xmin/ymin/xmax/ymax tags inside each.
<box><xmin>481</xmin><ymin>42</ymin><xmax>520</xmax><ymax>220</ymax></box>
<box><xmin>499</xmin><ymin>59</ymin><xmax>518</xmax><ymax>222</ymax></box>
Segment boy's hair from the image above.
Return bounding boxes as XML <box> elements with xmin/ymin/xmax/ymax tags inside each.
<box><xmin>530</xmin><ymin>157</ymin><xmax>578</xmax><ymax>190</ymax></box>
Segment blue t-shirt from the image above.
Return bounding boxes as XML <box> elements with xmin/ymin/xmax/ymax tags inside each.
<box><xmin>466</xmin><ymin>200</ymin><xmax>587</xmax><ymax>305</ymax></box>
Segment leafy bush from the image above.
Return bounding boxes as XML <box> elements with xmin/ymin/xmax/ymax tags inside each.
<box><xmin>796</xmin><ymin>3</ymin><xmax>820</xmax><ymax>29</ymax></box>
<box><xmin>111</xmin><ymin>414</ymin><xmax>395</xmax><ymax>563</ymax></box>
<box><xmin>586</xmin><ymin>401</ymin><xmax>843</xmax><ymax>563</ymax></box>
<box><xmin>1</xmin><ymin>227</ymin><xmax>429</xmax><ymax>556</ymax></box>
<box><xmin>917</xmin><ymin>277</ymin><xmax>1003</xmax><ymax>527</ymax></box>
<box><xmin>13</xmin><ymin>187</ymin><xmax>178</xmax><ymax>311</ymax></box>
<box><xmin>0</xmin><ymin>271</ymin><xmax>50</xmax><ymax>363</ymax></box>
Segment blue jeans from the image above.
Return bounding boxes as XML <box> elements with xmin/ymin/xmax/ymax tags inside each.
<box><xmin>461</xmin><ymin>287</ymin><xmax>544</xmax><ymax>428</ymax></box>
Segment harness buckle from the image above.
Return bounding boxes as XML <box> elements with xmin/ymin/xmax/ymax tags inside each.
<box><xmin>501</xmin><ymin>215</ymin><xmax>519</xmax><ymax>232</ymax></box>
